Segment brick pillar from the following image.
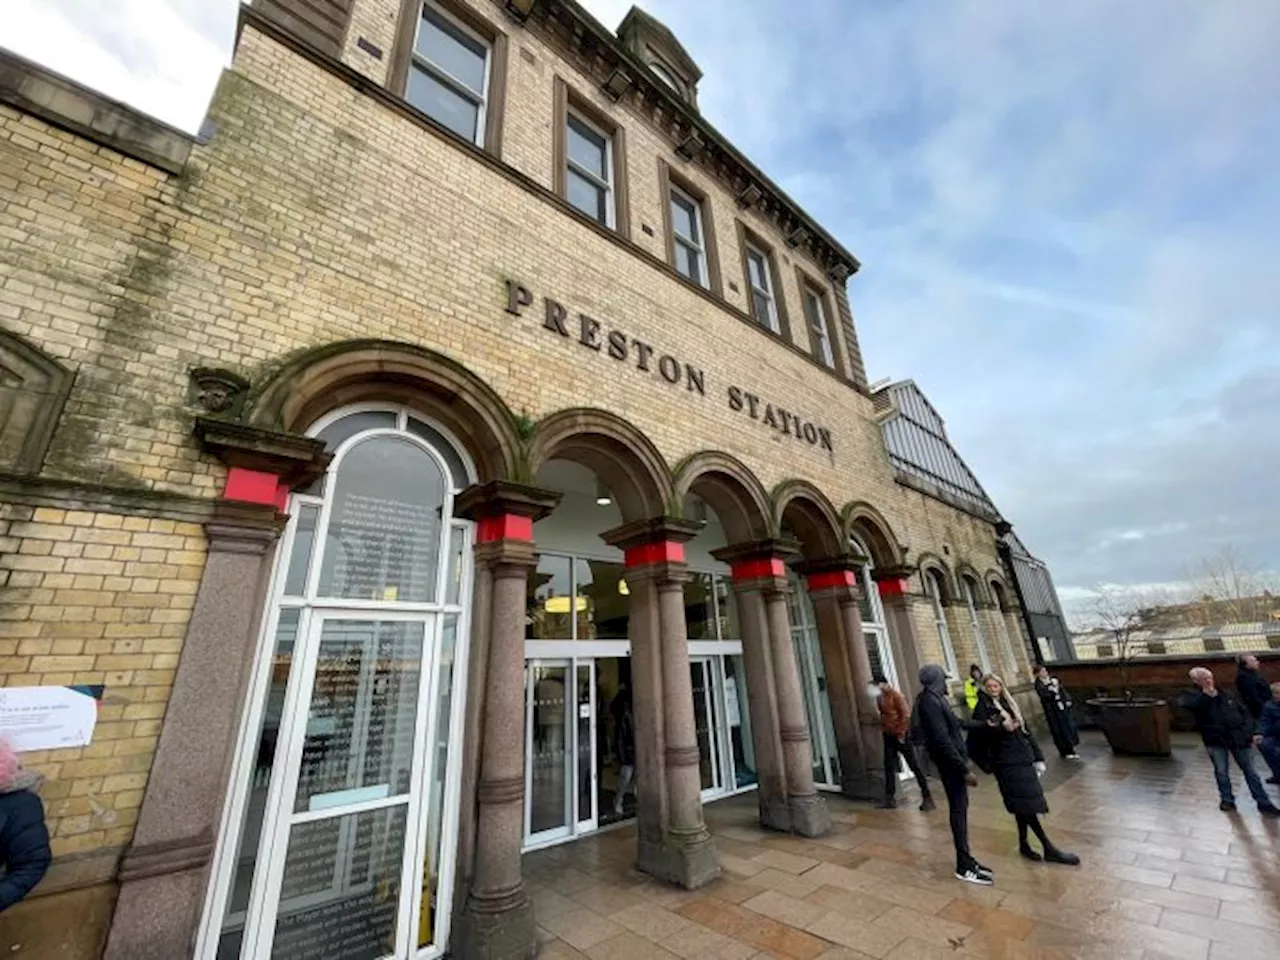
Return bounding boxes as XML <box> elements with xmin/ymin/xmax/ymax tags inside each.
<box><xmin>605</xmin><ymin>518</ymin><xmax>719</xmax><ymax>889</ymax></box>
<box><xmin>105</xmin><ymin>424</ymin><xmax>328</xmax><ymax>960</ymax></box>
<box><xmin>714</xmin><ymin>541</ymin><xmax>829</xmax><ymax>837</ymax></box>
<box><xmin>453</xmin><ymin>481</ymin><xmax>559</xmax><ymax>960</ymax></box>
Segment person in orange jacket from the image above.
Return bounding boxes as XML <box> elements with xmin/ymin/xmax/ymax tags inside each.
<box><xmin>875</xmin><ymin>673</ymin><xmax>934</xmax><ymax>811</ymax></box>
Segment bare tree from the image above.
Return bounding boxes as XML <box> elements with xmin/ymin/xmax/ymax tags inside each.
<box><xmin>1184</xmin><ymin>545</ymin><xmax>1279</xmax><ymax>624</ymax></box>
<box><xmin>1087</xmin><ymin>585</ymin><xmax>1153</xmax><ymax>700</ymax></box>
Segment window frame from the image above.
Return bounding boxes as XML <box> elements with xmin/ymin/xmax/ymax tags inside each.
<box><xmin>736</xmin><ymin>222</ymin><xmax>787</xmax><ymax>337</ymax></box>
<box><xmin>802</xmin><ymin>283</ymin><xmax>834</xmax><ymax>367</ymax></box>
<box><xmin>925</xmin><ymin>568</ymin><xmax>960</xmax><ymax>678</ymax></box>
<box><xmin>961</xmin><ymin>575</ymin><xmax>993</xmax><ymax>674</ymax></box>
<box><xmin>392</xmin><ymin>0</ymin><xmax>508</xmax><ymax>154</ymax></box>
<box><xmin>564</xmin><ymin>111</ymin><xmax>615</xmax><ymax>227</ymax></box>
<box><xmin>659</xmin><ymin>159</ymin><xmax>722</xmax><ymax>295</ymax></box>
<box><xmin>552</xmin><ymin>78</ymin><xmax>629</xmax><ymax>235</ymax></box>
<box><xmin>669</xmin><ymin>185</ymin><xmax>706</xmax><ymax>286</ymax></box>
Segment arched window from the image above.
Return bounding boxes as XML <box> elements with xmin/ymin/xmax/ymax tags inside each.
<box><xmin>961</xmin><ymin>575</ymin><xmax>992</xmax><ymax>674</ymax></box>
<box><xmin>649</xmin><ymin>59</ymin><xmax>680</xmax><ymax>93</ymax></box>
<box><xmin>989</xmin><ymin>580</ymin><xmax>1020</xmax><ymax>675</ymax></box>
<box><xmin>852</xmin><ymin>535</ymin><xmax>898</xmax><ymax>688</ymax></box>
<box><xmin>924</xmin><ymin>568</ymin><xmax>959</xmax><ymax>678</ymax></box>
<box><xmin>202</xmin><ymin>406</ymin><xmax>474</xmax><ymax>960</ymax></box>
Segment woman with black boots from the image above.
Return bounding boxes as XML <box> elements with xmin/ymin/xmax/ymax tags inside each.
<box><xmin>970</xmin><ymin>675</ymin><xmax>1080</xmax><ymax>866</ymax></box>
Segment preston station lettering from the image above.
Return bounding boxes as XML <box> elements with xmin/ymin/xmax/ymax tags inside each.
<box><xmin>505</xmin><ymin>280</ymin><xmax>834</xmax><ymax>453</ymax></box>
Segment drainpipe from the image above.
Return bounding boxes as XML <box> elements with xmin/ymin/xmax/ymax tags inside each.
<box><xmin>995</xmin><ymin>523</ymin><xmax>1044</xmax><ymax>667</ymax></box>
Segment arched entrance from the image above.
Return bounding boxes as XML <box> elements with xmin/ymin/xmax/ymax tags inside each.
<box><xmin>199</xmin><ymin>406</ymin><xmax>477</xmax><ymax>960</ymax></box>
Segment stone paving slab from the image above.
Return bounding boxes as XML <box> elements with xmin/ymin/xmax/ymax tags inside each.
<box><xmin>527</xmin><ymin>732</ymin><xmax>1280</xmax><ymax>958</ymax></box>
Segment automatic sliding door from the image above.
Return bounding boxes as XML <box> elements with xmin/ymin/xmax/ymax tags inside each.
<box><xmin>526</xmin><ymin>661</ymin><xmax>571</xmax><ymax>844</ymax></box>
<box><xmin>690</xmin><ymin>658</ymin><xmax>724</xmax><ymax>799</ymax></box>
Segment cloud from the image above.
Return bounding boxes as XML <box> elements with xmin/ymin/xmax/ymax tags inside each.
<box><xmin>3</xmin><ymin>0</ymin><xmax>1277</xmax><ymax>605</ymax></box>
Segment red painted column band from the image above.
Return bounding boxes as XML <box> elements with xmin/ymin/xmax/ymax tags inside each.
<box><xmin>877</xmin><ymin>577</ymin><xmax>909</xmax><ymax>597</ymax></box>
<box><xmin>476</xmin><ymin>514</ymin><xmax>534</xmax><ymax>543</ymax></box>
<box><xmin>624</xmin><ymin>540</ymin><xmax>685</xmax><ymax>567</ymax></box>
<box><xmin>730</xmin><ymin>557</ymin><xmax>786</xmax><ymax>582</ymax></box>
<box><xmin>223</xmin><ymin>466</ymin><xmax>288</xmax><ymax>510</ymax></box>
<box><xmin>806</xmin><ymin>569</ymin><xmax>856</xmax><ymax>591</ymax></box>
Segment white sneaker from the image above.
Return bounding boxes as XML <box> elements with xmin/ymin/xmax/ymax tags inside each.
<box><xmin>955</xmin><ymin>866</ymin><xmax>994</xmax><ymax>886</ymax></box>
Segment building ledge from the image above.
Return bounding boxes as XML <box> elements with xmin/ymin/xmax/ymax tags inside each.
<box><xmin>0</xmin><ymin>47</ymin><xmax>193</xmax><ymax>175</ymax></box>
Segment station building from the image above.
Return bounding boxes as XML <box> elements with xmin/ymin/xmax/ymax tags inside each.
<box><xmin>0</xmin><ymin>2</ymin><xmax>1056</xmax><ymax>957</ymax></box>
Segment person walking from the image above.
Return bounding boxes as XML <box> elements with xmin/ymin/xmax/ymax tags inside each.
<box><xmin>1182</xmin><ymin>667</ymin><xmax>1280</xmax><ymax>816</ymax></box>
<box><xmin>874</xmin><ymin>673</ymin><xmax>934</xmax><ymax>811</ymax></box>
<box><xmin>1034</xmin><ymin>665</ymin><xmax>1081</xmax><ymax>760</ymax></box>
<box><xmin>911</xmin><ymin>665</ymin><xmax>992</xmax><ymax>885</ymax></box>
<box><xmin>0</xmin><ymin>738</ymin><xmax>52</xmax><ymax>913</ymax></box>
<box><xmin>963</xmin><ymin>664</ymin><xmax>983</xmax><ymax>713</ymax></box>
<box><xmin>611</xmin><ymin>686</ymin><xmax>636</xmax><ymax>818</ymax></box>
<box><xmin>1236</xmin><ymin>654</ymin><xmax>1271</xmax><ymax>720</ymax></box>
<box><xmin>970</xmin><ymin>676</ymin><xmax>1080</xmax><ymax>865</ymax></box>
<box><xmin>1256</xmin><ymin>682</ymin><xmax>1280</xmax><ymax>787</ymax></box>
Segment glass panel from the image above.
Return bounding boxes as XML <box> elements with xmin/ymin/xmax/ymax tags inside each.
<box><xmin>683</xmin><ymin>572</ymin><xmax>714</xmax><ymax>640</ymax></box>
<box><xmin>284</xmin><ymin>506</ymin><xmax>319</xmax><ymax>597</ymax></box>
<box><xmin>856</xmin><ymin>567</ymin><xmax>876</xmax><ymax>625</ymax></box>
<box><xmin>419</xmin><ymin>614</ymin><xmax>458</xmax><ymax>950</ymax></box>
<box><xmin>316</xmin><ymin>436</ymin><xmax>445</xmax><ymax>603</ymax></box>
<box><xmin>567</xmin><ymin>169</ymin><xmax>607</xmax><ymax>224</ymax></box>
<box><xmin>294</xmin><ymin>620</ymin><xmax>425</xmax><ymax>813</ymax></box>
<box><xmin>529</xmin><ymin>663</ymin><xmax>570</xmax><ymax>834</ymax></box>
<box><xmin>407</xmin><ymin>67</ymin><xmax>480</xmax><ymax>142</ymax></box>
<box><xmin>300</xmin><ymin>411</ymin><xmax>397</xmax><ymax>496</ymax></box>
<box><xmin>715</xmin><ymin>576</ymin><xmax>740</xmax><ymax>640</ymax></box>
<box><xmin>724</xmin><ymin>655</ymin><xmax>756</xmax><ymax>787</ymax></box>
<box><xmin>416</xmin><ymin>6</ymin><xmax>487</xmax><ymax>95</ymax></box>
<box><xmin>566</xmin><ymin>114</ymin><xmax>607</xmax><ymax>180</ymax></box>
<box><xmin>690</xmin><ymin>661</ymin><xmax>718</xmax><ymax>791</ymax></box>
<box><xmin>751</xmin><ymin>291</ymin><xmax>772</xmax><ymax>327</ymax></box>
<box><xmin>576</xmin><ymin>663</ymin><xmax>593</xmax><ymax>825</ymax></box>
<box><xmin>527</xmin><ymin>554</ymin><xmax>572</xmax><ymax>639</ymax></box>
<box><xmin>445</xmin><ymin>525</ymin><xmax>465</xmax><ymax>606</ymax></box>
<box><xmin>576</xmin><ymin>559</ymin><xmax>629</xmax><ymax>639</ymax></box>
<box><xmin>670</xmin><ymin>192</ymin><xmax>698</xmax><ymax>242</ymax></box>
<box><xmin>746</xmin><ymin>249</ymin><xmax>766</xmax><ymax>289</ymax></box>
<box><xmin>217</xmin><ymin>610</ymin><xmax>301</xmax><ymax>957</ymax></box>
<box><xmin>406</xmin><ymin>417</ymin><xmax>468</xmax><ymax>490</ymax></box>
<box><xmin>864</xmin><ymin>630</ymin><xmax>888</xmax><ymax>684</ymax></box>
<box><xmin>270</xmin><ymin>805</ymin><xmax>408</xmax><ymax>959</ymax></box>
<box><xmin>674</xmin><ymin>241</ymin><xmax>702</xmax><ymax>284</ymax></box>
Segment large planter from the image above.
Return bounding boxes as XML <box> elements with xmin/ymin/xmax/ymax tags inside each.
<box><xmin>1087</xmin><ymin>697</ymin><xmax>1172</xmax><ymax>757</ymax></box>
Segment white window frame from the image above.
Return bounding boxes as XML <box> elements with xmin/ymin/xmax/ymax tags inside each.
<box><xmin>989</xmin><ymin>582</ymin><xmax>1020</xmax><ymax>675</ymax></box>
<box><xmin>408</xmin><ymin>2</ymin><xmax>492</xmax><ymax>147</ymax></box>
<box><xmin>925</xmin><ymin>569</ymin><xmax>959</xmax><ymax>678</ymax></box>
<box><xmin>669</xmin><ymin>184</ymin><xmax>707</xmax><ymax>288</ymax></box>
<box><xmin>962</xmin><ymin>577</ymin><xmax>993</xmax><ymax>674</ymax></box>
<box><xmin>564</xmin><ymin>109</ymin><xmax>615</xmax><ymax>228</ymax></box>
<box><xmin>803</xmin><ymin>287</ymin><xmax>835</xmax><ymax>367</ymax></box>
<box><xmin>745</xmin><ymin>243</ymin><xmax>779</xmax><ymax>333</ymax></box>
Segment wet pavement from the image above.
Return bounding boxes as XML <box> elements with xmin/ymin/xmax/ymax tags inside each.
<box><xmin>524</xmin><ymin>732</ymin><xmax>1280</xmax><ymax>959</ymax></box>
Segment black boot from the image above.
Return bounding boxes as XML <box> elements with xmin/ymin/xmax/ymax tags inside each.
<box><xmin>1019</xmin><ymin>843</ymin><xmax>1043</xmax><ymax>862</ymax></box>
<box><xmin>1043</xmin><ymin>845</ymin><xmax>1080</xmax><ymax>866</ymax></box>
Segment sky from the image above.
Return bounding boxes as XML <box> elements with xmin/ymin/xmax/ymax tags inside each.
<box><xmin>4</xmin><ymin>0</ymin><xmax>1278</xmax><ymax>622</ymax></box>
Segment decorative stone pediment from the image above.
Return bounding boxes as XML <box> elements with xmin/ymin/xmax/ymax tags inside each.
<box><xmin>0</xmin><ymin>330</ymin><xmax>73</xmax><ymax>474</ymax></box>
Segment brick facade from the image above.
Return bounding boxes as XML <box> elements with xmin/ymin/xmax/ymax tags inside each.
<box><xmin>0</xmin><ymin>3</ymin><xmax>1037</xmax><ymax>956</ymax></box>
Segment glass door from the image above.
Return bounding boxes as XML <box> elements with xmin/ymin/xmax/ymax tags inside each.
<box><xmin>689</xmin><ymin>657</ymin><xmax>725</xmax><ymax>800</ymax></box>
<box><xmin>240</xmin><ymin>614</ymin><xmax>439</xmax><ymax>960</ymax></box>
<box><xmin>788</xmin><ymin>576</ymin><xmax>840</xmax><ymax>790</ymax></box>
<box><xmin>574</xmin><ymin>661</ymin><xmax>597</xmax><ymax>833</ymax></box>
<box><xmin>525</xmin><ymin>660</ymin><xmax>572</xmax><ymax>846</ymax></box>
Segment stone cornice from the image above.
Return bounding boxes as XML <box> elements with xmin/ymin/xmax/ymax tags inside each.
<box><xmin>523</xmin><ymin>0</ymin><xmax>860</xmax><ymax>281</ymax></box>
<box><xmin>193</xmin><ymin>417</ymin><xmax>331</xmax><ymax>488</ymax></box>
<box><xmin>454</xmin><ymin>479</ymin><xmax>562</xmax><ymax>522</ymax></box>
<box><xmin>600</xmin><ymin>516</ymin><xmax>705</xmax><ymax>551</ymax></box>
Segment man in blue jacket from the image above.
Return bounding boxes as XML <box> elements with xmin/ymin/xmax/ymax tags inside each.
<box><xmin>0</xmin><ymin>740</ymin><xmax>52</xmax><ymax>913</ymax></box>
<box><xmin>1258</xmin><ymin>681</ymin><xmax>1280</xmax><ymax>787</ymax></box>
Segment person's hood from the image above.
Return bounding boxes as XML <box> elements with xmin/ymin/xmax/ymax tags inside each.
<box><xmin>919</xmin><ymin>665</ymin><xmax>948</xmax><ymax>697</ymax></box>
<box><xmin>0</xmin><ymin>768</ymin><xmax>41</xmax><ymax>794</ymax></box>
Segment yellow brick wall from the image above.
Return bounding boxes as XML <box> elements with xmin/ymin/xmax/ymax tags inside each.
<box><xmin>0</xmin><ymin>503</ymin><xmax>205</xmax><ymax>859</ymax></box>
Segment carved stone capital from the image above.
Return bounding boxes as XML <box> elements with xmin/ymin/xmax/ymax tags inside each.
<box><xmin>194</xmin><ymin>417</ymin><xmax>331</xmax><ymax>489</ymax></box>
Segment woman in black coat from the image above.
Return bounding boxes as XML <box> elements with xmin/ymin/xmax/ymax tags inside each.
<box><xmin>971</xmin><ymin>676</ymin><xmax>1079</xmax><ymax>865</ymax></box>
<box><xmin>1034</xmin><ymin>665</ymin><xmax>1081</xmax><ymax>760</ymax></box>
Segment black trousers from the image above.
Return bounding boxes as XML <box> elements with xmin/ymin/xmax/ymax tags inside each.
<box><xmin>883</xmin><ymin>733</ymin><xmax>931</xmax><ymax>800</ymax></box>
<box><xmin>937</xmin><ymin>762</ymin><xmax>972</xmax><ymax>870</ymax></box>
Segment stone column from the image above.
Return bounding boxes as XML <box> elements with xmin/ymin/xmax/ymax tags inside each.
<box><xmin>834</xmin><ymin>580</ymin><xmax>886</xmax><ymax>800</ymax></box>
<box><xmin>874</xmin><ymin>566</ymin><xmax>924</xmax><ymax>697</ymax></box>
<box><xmin>605</xmin><ymin>519</ymin><xmax>719</xmax><ymax>889</ymax></box>
<box><xmin>105</xmin><ymin>424</ymin><xmax>328</xmax><ymax>960</ymax></box>
<box><xmin>453</xmin><ymin>482</ymin><xmax>560</xmax><ymax>960</ymax></box>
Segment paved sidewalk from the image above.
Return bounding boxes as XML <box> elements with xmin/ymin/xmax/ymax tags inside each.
<box><xmin>525</xmin><ymin>732</ymin><xmax>1280</xmax><ymax>959</ymax></box>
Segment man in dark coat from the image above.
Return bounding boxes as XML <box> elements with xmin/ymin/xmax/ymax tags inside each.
<box><xmin>1034</xmin><ymin>665</ymin><xmax>1081</xmax><ymax>760</ymax></box>
<box><xmin>1258</xmin><ymin>681</ymin><xmax>1280</xmax><ymax>786</ymax></box>
<box><xmin>0</xmin><ymin>741</ymin><xmax>52</xmax><ymax>913</ymax></box>
<box><xmin>1236</xmin><ymin>654</ymin><xmax>1271</xmax><ymax>719</ymax></box>
<box><xmin>910</xmin><ymin>665</ymin><xmax>992</xmax><ymax>885</ymax></box>
<box><xmin>1182</xmin><ymin>667</ymin><xmax>1280</xmax><ymax>815</ymax></box>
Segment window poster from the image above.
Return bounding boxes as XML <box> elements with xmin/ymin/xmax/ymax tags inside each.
<box><xmin>0</xmin><ymin>685</ymin><xmax>101</xmax><ymax>750</ymax></box>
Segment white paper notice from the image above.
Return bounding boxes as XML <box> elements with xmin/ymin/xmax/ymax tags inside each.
<box><xmin>0</xmin><ymin>686</ymin><xmax>99</xmax><ymax>751</ymax></box>
<box><xmin>724</xmin><ymin>677</ymin><xmax>741</xmax><ymax>727</ymax></box>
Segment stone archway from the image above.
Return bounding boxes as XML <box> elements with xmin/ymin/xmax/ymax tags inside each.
<box><xmin>772</xmin><ymin>479</ymin><xmax>845</xmax><ymax>559</ymax></box>
<box><xmin>673</xmin><ymin>450</ymin><xmax>773</xmax><ymax>544</ymax></box>
<box><xmin>247</xmin><ymin>338</ymin><xmax>522</xmax><ymax>483</ymax></box>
